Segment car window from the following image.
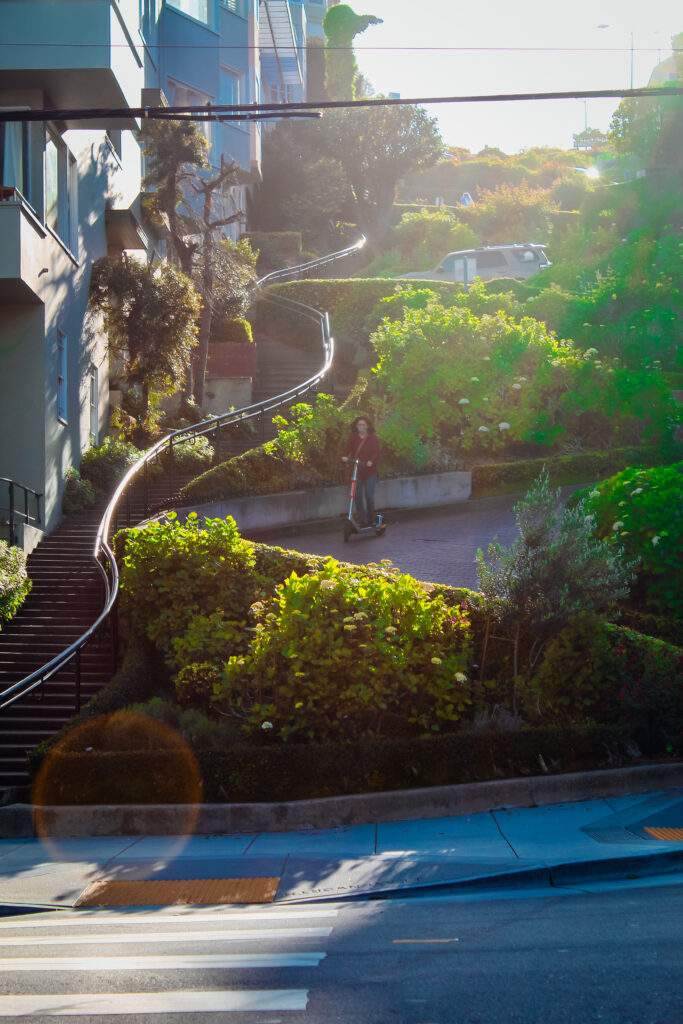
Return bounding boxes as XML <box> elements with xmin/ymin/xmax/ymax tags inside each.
<box><xmin>513</xmin><ymin>248</ymin><xmax>539</xmax><ymax>262</ymax></box>
<box><xmin>476</xmin><ymin>251</ymin><xmax>508</xmax><ymax>269</ymax></box>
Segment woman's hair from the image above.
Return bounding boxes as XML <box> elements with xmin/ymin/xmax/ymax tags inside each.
<box><xmin>350</xmin><ymin>414</ymin><xmax>375</xmax><ymax>434</ymax></box>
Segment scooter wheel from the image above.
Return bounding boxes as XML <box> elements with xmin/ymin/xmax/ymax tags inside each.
<box><xmin>343</xmin><ymin>521</ymin><xmax>353</xmax><ymax>543</ymax></box>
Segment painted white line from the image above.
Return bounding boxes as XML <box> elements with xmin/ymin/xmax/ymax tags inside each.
<box><xmin>0</xmin><ymin>989</ymin><xmax>309</xmax><ymax>1015</ymax></box>
<box><xmin>0</xmin><ymin>925</ymin><xmax>333</xmax><ymax>946</ymax></box>
<box><xmin>0</xmin><ymin>908</ymin><xmax>339</xmax><ymax>929</ymax></box>
<box><xmin>0</xmin><ymin>952</ymin><xmax>326</xmax><ymax>970</ymax></box>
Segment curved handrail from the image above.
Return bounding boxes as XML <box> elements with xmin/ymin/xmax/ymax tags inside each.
<box><xmin>0</xmin><ymin>236</ymin><xmax>365</xmax><ymax>714</ymax></box>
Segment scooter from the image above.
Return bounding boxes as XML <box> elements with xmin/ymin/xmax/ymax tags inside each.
<box><xmin>343</xmin><ymin>459</ymin><xmax>386</xmax><ymax>542</ymax></box>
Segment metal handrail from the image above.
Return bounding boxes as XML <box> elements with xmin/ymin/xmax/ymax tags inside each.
<box><xmin>0</xmin><ymin>236</ymin><xmax>365</xmax><ymax>714</ymax></box>
<box><xmin>0</xmin><ymin>478</ymin><xmax>42</xmax><ymax>548</ymax></box>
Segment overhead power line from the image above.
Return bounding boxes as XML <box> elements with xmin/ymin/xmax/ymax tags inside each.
<box><xmin>0</xmin><ymin>86</ymin><xmax>680</xmax><ymax>124</ymax></box>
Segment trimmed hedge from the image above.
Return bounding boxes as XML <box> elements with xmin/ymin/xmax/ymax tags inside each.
<box><xmin>210</xmin><ymin>317</ymin><xmax>253</xmax><ymax>344</ymax></box>
<box><xmin>470</xmin><ymin>446</ymin><xmax>675</xmax><ymax>499</ymax></box>
<box><xmin>28</xmin><ymin>724</ymin><xmax>628</xmax><ymax>804</ymax></box>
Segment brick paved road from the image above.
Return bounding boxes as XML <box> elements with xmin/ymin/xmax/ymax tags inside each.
<box><xmin>253</xmin><ymin>493</ymin><xmax>522</xmax><ymax>591</ymax></box>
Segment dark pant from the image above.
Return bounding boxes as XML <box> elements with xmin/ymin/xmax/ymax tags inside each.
<box><xmin>355</xmin><ymin>474</ymin><xmax>376</xmax><ymax>526</ymax></box>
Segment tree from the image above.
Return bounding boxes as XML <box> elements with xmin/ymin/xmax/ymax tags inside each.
<box><xmin>571</xmin><ymin>128</ymin><xmax>608</xmax><ymax>151</ymax></box>
<box><xmin>139</xmin><ymin>118</ymin><xmax>209</xmax><ymax>276</ymax></box>
<box><xmin>89</xmin><ymin>255</ymin><xmax>200</xmax><ymax>421</ymax></box>
<box><xmin>322</xmin><ymin>4</ymin><xmax>383</xmax><ymax>101</ymax></box>
<box><xmin>322</xmin><ymin>105</ymin><xmax>443</xmax><ymax>242</ymax></box>
<box><xmin>140</xmin><ymin>120</ymin><xmax>257</xmax><ymax>405</ymax></box>
<box><xmin>185</xmin><ymin>157</ymin><xmax>255</xmax><ymax>405</ymax></box>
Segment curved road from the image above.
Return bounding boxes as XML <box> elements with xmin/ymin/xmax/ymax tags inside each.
<box><xmin>253</xmin><ymin>493</ymin><xmax>523</xmax><ymax>591</ymax></box>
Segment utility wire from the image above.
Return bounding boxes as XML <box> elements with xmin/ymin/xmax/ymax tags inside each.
<box><xmin>0</xmin><ymin>86</ymin><xmax>681</xmax><ymax>124</ymax></box>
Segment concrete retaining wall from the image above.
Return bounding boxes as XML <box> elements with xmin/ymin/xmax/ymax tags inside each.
<box><xmin>174</xmin><ymin>470</ymin><xmax>472</xmax><ymax>532</ymax></box>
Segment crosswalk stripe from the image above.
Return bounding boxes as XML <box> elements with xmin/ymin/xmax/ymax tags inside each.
<box><xmin>0</xmin><ymin>925</ymin><xmax>333</xmax><ymax>946</ymax></box>
<box><xmin>0</xmin><ymin>989</ymin><xmax>309</xmax><ymax>1015</ymax></box>
<box><xmin>0</xmin><ymin>952</ymin><xmax>326</xmax><ymax>970</ymax></box>
<box><xmin>0</xmin><ymin>908</ymin><xmax>339</xmax><ymax>929</ymax></box>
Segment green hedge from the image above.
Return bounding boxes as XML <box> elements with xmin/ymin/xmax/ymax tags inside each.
<box><xmin>470</xmin><ymin>446</ymin><xmax>675</xmax><ymax>499</ymax></box>
<box><xmin>28</xmin><ymin>724</ymin><xmax>628</xmax><ymax>804</ymax></box>
<box><xmin>250</xmin><ymin>279</ymin><xmax>463</xmax><ymax>379</ymax></box>
<box><xmin>241</xmin><ymin>231</ymin><xmax>303</xmax><ymax>273</ymax></box>
<box><xmin>210</xmin><ymin>317</ymin><xmax>253</xmax><ymax>344</ymax></box>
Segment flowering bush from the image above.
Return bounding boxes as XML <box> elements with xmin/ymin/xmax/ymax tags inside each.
<box><xmin>213</xmin><ymin>559</ymin><xmax>473</xmax><ymax>742</ymax></box>
<box><xmin>0</xmin><ymin>540</ymin><xmax>31</xmax><ymax>629</ymax></box>
<box><xmin>366</xmin><ymin>296</ymin><xmax>675</xmax><ymax>464</ymax></box>
<box><xmin>575</xmin><ymin>462</ymin><xmax>683</xmax><ymax>619</ymax></box>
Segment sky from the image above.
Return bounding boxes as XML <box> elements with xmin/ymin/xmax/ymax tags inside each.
<box><xmin>352</xmin><ymin>0</ymin><xmax>682</xmax><ymax>154</ymax></box>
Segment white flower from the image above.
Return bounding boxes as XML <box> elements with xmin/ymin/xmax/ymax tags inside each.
<box><xmin>498</xmin><ymin>422</ymin><xmax>511</xmax><ymax>431</ymax></box>
<box><xmin>612</xmin><ymin>521</ymin><xmax>624</xmax><ymax>531</ymax></box>
<box><xmin>261</xmin><ymin>721</ymin><xmax>273</xmax><ymax>730</ymax></box>
<box><xmin>431</xmin><ymin>657</ymin><xmax>442</xmax><ymax>665</ymax></box>
<box><xmin>584</xmin><ymin>348</ymin><xmax>599</xmax><ymax>358</ymax></box>
<box><xmin>631</xmin><ymin>488</ymin><xmax>643</xmax><ymax>496</ymax></box>
<box><xmin>482</xmin><ymin>356</ymin><xmax>491</xmax><ymax>361</ymax></box>
<box><xmin>470</xmin><ymin>376</ymin><xmax>480</xmax><ymax>382</ymax></box>
<box><xmin>455</xmin><ymin>672</ymin><xmax>467</xmax><ymax>683</ymax></box>
<box><xmin>458</xmin><ymin>398</ymin><xmax>470</xmax><ymax>405</ymax></box>
<box><xmin>478</xmin><ymin>425</ymin><xmax>490</xmax><ymax>432</ymax></box>
<box><xmin>319</xmin><ymin>579</ymin><xmax>336</xmax><ymax>591</ymax></box>
<box><xmin>651</xmin><ymin>535</ymin><xmax>661</xmax><ymax>546</ymax></box>
<box><xmin>550</xmin><ymin>359</ymin><xmax>561</xmax><ymax>367</ymax></box>
<box><xmin>511</xmin><ymin>383</ymin><xmax>522</xmax><ymax>390</ymax></box>
<box><xmin>483</xmin><ymin>397</ymin><xmax>489</xmax><ymax>402</ymax></box>
<box><xmin>518</xmin><ymin>376</ymin><xmax>528</xmax><ymax>382</ymax></box>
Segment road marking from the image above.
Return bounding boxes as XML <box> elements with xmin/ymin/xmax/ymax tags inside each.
<box><xmin>0</xmin><ymin>908</ymin><xmax>340</xmax><ymax>929</ymax></box>
<box><xmin>0</xmin><ymin>926</ymin><xmax>333</xmax><ymax>947</ymax></box>
<box><xmin>0</xmin><ymin>952</ymin><xmax>326</xmax><ymax>971</ymax></box>
<box><xmin>0</xmin><ymin>989</ymin><xmax>309</xmax><ymax>1015</ymax></box>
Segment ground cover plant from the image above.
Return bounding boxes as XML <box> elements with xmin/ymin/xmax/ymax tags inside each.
<box><xmin>0</xmin><ymin>540</ymin><xmax>31</xmax><ymax>629</ymax></box>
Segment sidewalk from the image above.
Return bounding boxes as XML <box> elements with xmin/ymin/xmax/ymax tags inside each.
<box><xmin>1</xmin><ymin>768</ymin><xmax>682</xmax><ymax>912</ymax></box>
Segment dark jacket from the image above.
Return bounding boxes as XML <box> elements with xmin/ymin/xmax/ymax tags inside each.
<box><xmin>341</xmin><ymin>432</ymin><xmax>380</xmax><ymax>481</ymax></box>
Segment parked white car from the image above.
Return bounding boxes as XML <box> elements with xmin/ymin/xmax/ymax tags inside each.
<box><xmin>398</xmin><ymin>244</ymin><xmax>551</xmax><ymax>284</ymax></box>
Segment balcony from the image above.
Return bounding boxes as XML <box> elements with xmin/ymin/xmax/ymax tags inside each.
<box><xmin>0</xmin><ymin>0</ymin><xmax>144</xmax><ymax>128</ymax></box>
<box><xmin>0</xmin><ymin>189</ymin><xmax>74</xmax><ymax>305</ymax></box>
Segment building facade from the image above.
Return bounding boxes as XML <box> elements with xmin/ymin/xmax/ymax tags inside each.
<box><xmin>1</xmin><ymin>0</ymin><xmax>307</xmax><ymax>544</ymax></box>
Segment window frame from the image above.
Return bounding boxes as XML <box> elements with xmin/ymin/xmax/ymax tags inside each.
<box><xmin>57</xmin><ymin>330</ymin><xmax>68</xmax><ymax>425</ymax></box>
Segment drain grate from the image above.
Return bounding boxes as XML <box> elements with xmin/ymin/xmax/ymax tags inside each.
<box><xmin>75</xmin><ymin>877</ymin><xmax>281</xmax><ymax>908</ymax></box>
<box><xmin>644</xmin><ymin>827</ymin><xmax>683</xmax><ymax>841</ymax></box>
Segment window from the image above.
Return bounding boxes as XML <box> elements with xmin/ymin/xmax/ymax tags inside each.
<box><xmin>476</xmin><ymin>251</ymin><xmax>507</xmax><ymax>269</ymax></box>
<box><xmin>168</xmin><ymin>80</ymin><xmax>213</xmax><ymax>149</ymax></box>
<box><xmin>44</xmin><ymin>130</ymin><xmax>78</xmax><ymax>252</ymax></box>
<box><xmin>166</xmin><ymin>0</ymin><xmax>209</xmax><ymax>24</ymax></box>
<box><xmin>221</xmin><ymin>0</ymin><xmax>247</xmax><ymax>15</ymax></box>
<box><xmin>57</xmin><ymin>331</ymin><xmax>68</xmax><ymax>423</ymax></box>
<box><xmin>220</xmin><ymin>68</ymin><xmax>241</xmax><ymax>107</ymax></box>
<box><xmin>45</xmin><ymin>136</ymin><xmax>59</xmax><ymax>232</ymax></box>
<box><xmin>89</xmin><ymin>364</ymin><xmax>99</xmax><ymax>444</ymax></box>
<box><xmin>0</xmin><ymin>120</ymin><xmax>29</xmax><ymax>198</ymax></box>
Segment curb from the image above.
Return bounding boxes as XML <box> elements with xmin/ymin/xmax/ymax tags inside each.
<box><xmin>2</xmin><ymin>762</ymin><xmax>682</xmax><ymax>838</ymax></box>
<box><xmin>281</xmin><ymin>849</ymin><xmax>683</xmax><ymax>904</ymax></box>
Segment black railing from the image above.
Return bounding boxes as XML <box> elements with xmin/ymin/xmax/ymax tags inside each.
<box><xmin>0</xmin><ymin>236</ymin><xmax>365</xmax><ymax>715</ymax></box>
<box><xmin>0</xmin><ymin>478</ymin><xmax>42</xmax><ymax>548</ymax></box>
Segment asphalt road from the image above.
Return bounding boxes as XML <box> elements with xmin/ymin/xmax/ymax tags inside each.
<box><xmin>254</xmin><ymin>494</ymin><xmax>523</xmax><ymax>591</ymax></box>
<box><xmin>1</xmin><ymin>881</ymin><xmax>681</xmax><ymax>1022</ymax></box>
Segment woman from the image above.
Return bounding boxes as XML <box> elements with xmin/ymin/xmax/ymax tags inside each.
<box><xmin>341</xmin><ymin>415</ymin><xmax>380</xmax><ymax>527</ymax></box>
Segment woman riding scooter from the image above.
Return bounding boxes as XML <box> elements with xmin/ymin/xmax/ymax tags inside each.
<box><xmin>341</xmin><ymin>415</ymin><xmax>380</xmax><ymax>527</ymax></box>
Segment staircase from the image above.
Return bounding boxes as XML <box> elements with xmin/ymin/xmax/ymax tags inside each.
<box><xmin>0</xmin><ymin>476</ymin><xmax>193</xmax><ymax>799</ymax></box>
<box><xmin>0</xmin><ymin>508</ymin><xmax>112</xmax><ymax>797</ymax></box>
<box><xmin>218</xmin><ymin>337</ymin><xmax>326</xmax><ymax>459</ymax></box>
